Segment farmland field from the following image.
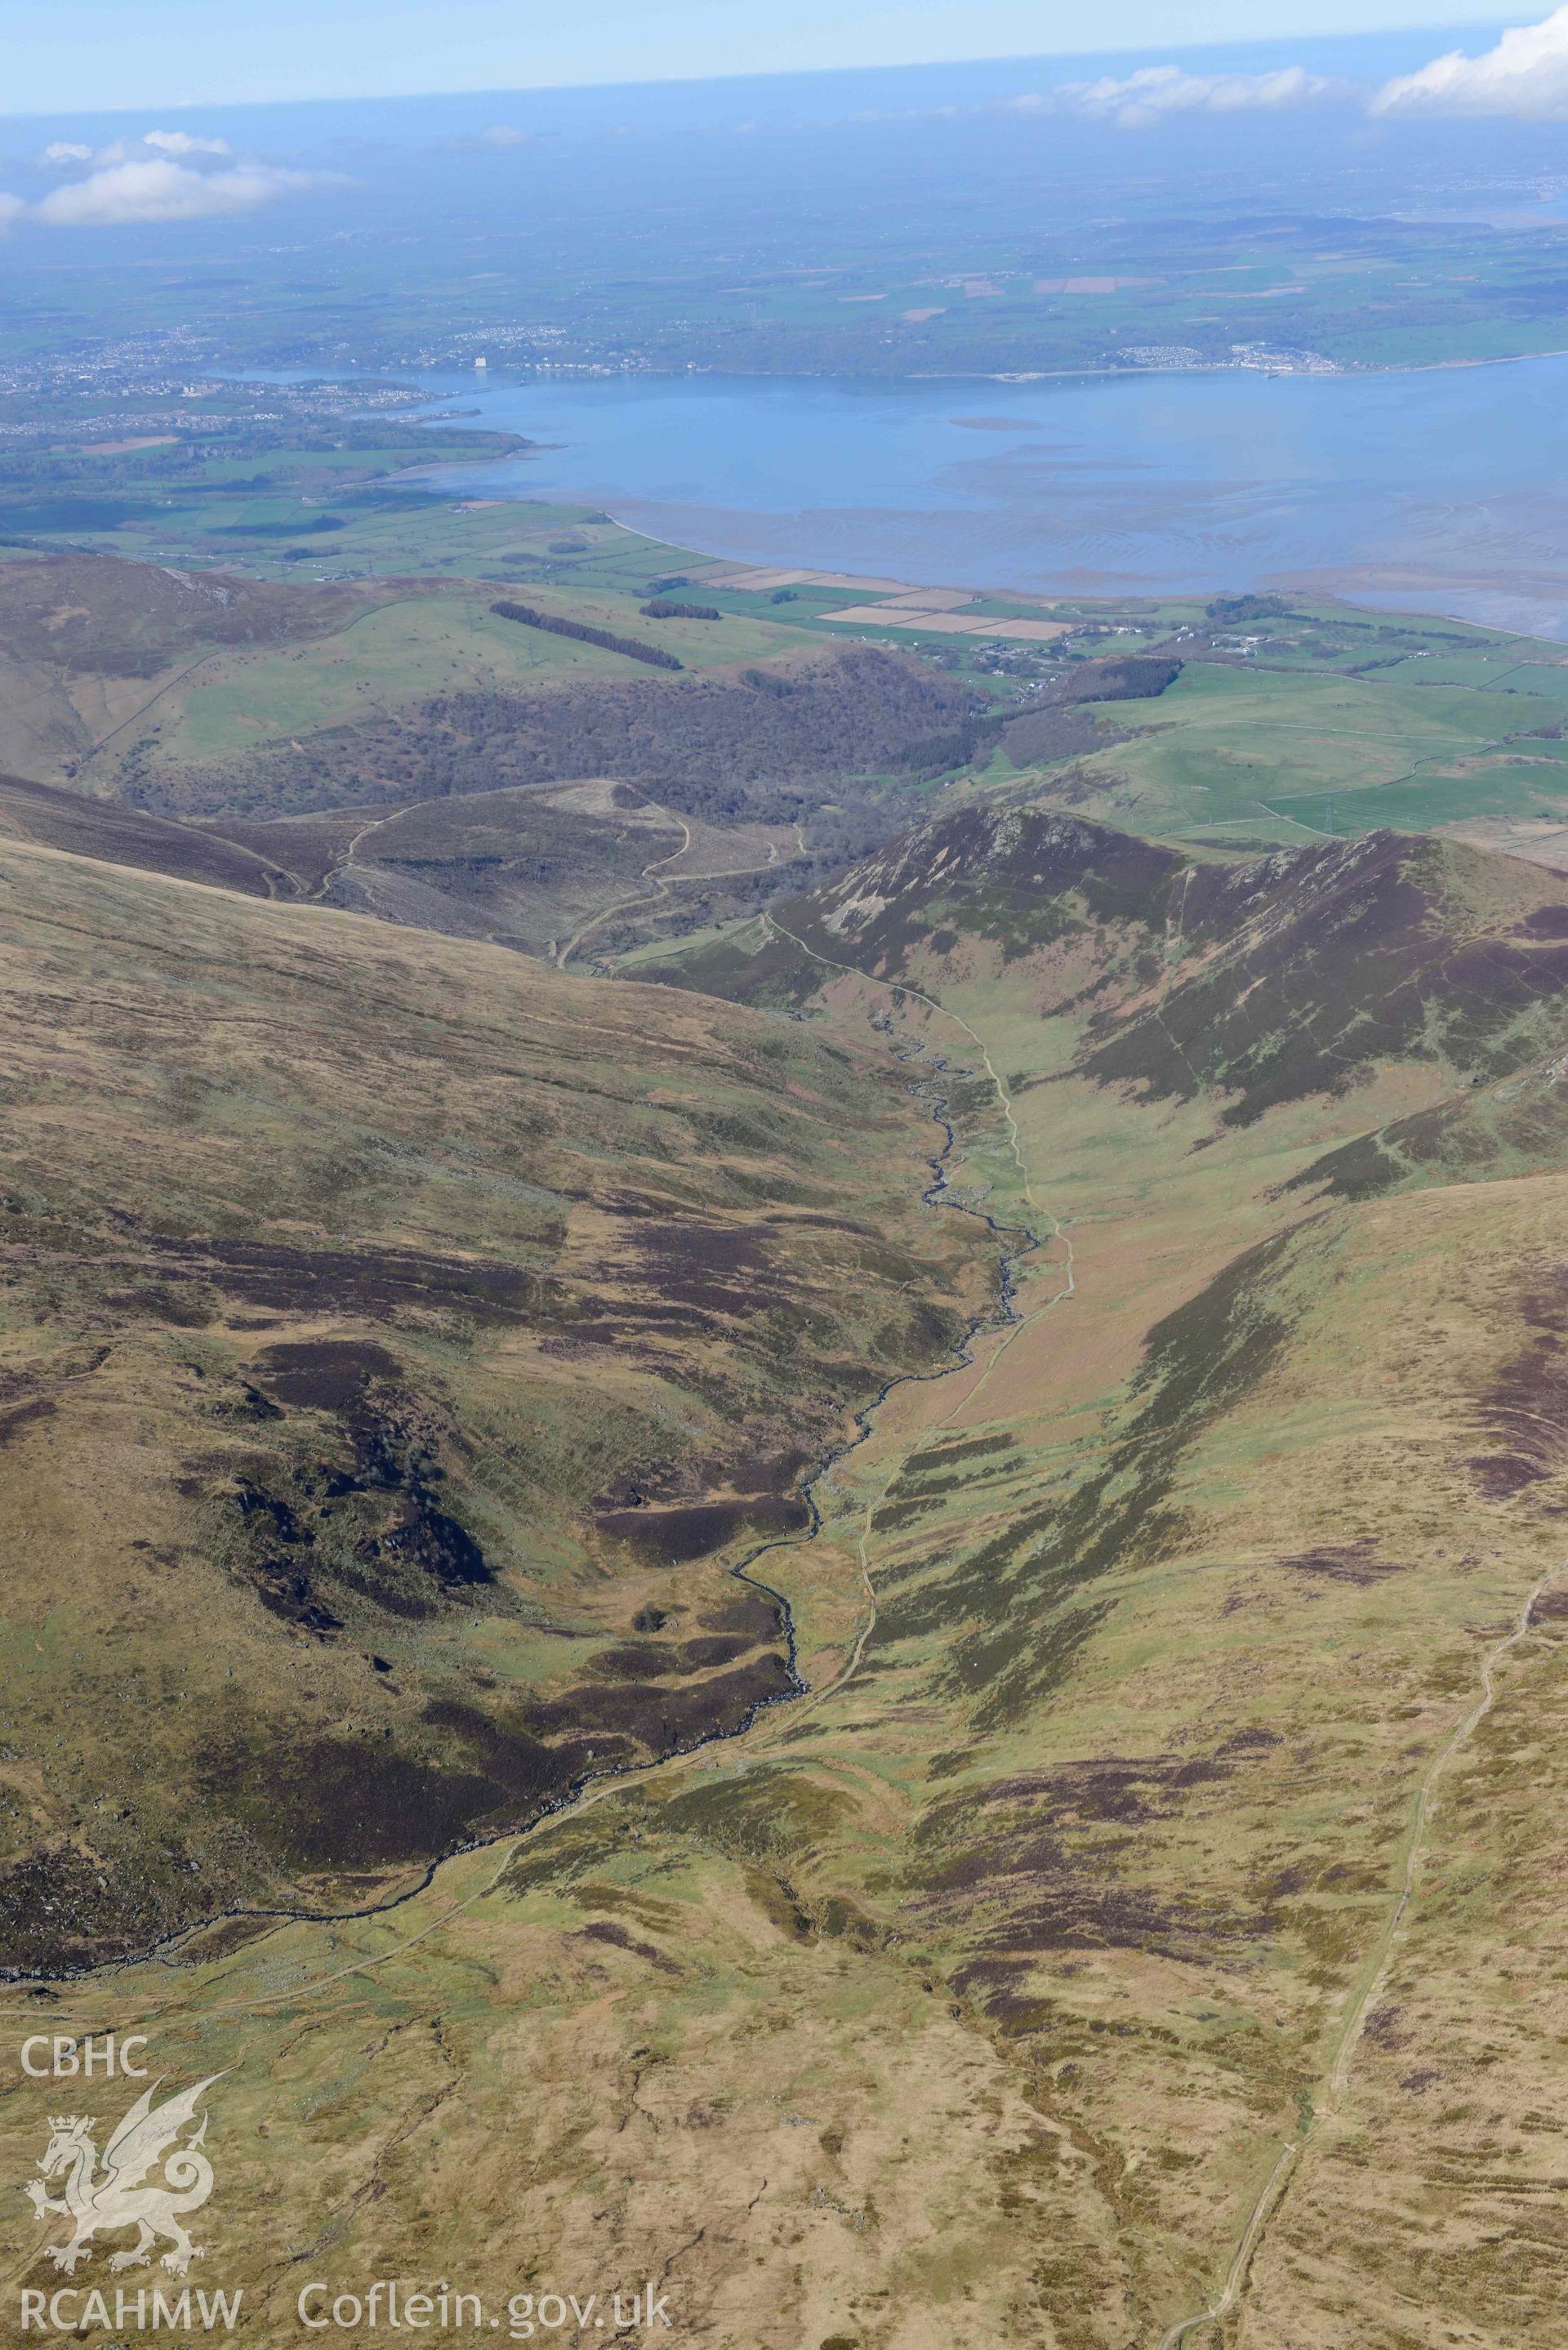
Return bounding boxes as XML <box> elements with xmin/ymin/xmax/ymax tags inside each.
<box><xmin>999</xmin><ymin>653</ymin><xmax>1568</xmax><ymax>850</ymax></box>
<box><xmin>143</xmin><ymin>589</ymin><xmax>822</xmax><ymax>766</ymax></box>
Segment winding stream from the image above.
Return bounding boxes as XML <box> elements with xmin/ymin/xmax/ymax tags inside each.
<box><xmin>13</xmin><ymin>983</ymin><xmax>1045</xmax><ymax>1993</ymax></box>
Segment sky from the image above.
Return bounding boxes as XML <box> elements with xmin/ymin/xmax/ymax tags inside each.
<box><xmin>0</xmin><ymin>0</ymin><xmax>1527</xmax><ymax>114</ymax></box>
<box><xmin>4</xmin><ymin>5</ymin><xmax>1566</xmax><ymax>232</ymax></box>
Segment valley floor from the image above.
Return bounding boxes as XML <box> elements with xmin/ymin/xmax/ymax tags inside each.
<box><xmin>11</xmin><ymin>833</ymin><xmax>1568</xmax><ymax>2347</ymax></box>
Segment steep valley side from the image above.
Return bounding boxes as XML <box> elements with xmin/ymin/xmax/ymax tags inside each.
<box><xmin>0</xmin><ymin>830</ymin><xmax>993</xmax><ymax>1970</ymax></box>
<box><xmin>9</xmin><ymin>799</ymin><xmax>1568</xmax><ymax>2347</ymax></box>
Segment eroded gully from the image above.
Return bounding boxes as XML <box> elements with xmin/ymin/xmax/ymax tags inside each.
<box><xmin>13</xmin><ymin>952</ymin><xmax>1064</xmax><ymax>2002</ymax></box>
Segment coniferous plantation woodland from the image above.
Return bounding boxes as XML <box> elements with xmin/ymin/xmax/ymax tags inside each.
<box><xmin>11</xmin><ymin>10</ymin><xmax>1568</xmax><ymax>2348</ymax></box>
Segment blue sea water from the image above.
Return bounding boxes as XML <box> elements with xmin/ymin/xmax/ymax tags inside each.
<box><xmin>398</xmin><ymin>357</ymin><xmax>1568</xmax><ymax>639</ymax></box>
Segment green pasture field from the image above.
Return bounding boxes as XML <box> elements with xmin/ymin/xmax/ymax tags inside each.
<box><xmin>0</xmin><ymin>482</ymin><xmax>662</xmax><ymax>583</ymax></box>
<box><xmin>1006</xmin><ymin>649</ymin><xmax>1568</xmax><ymax>847</ymax></box>
<box><xmin>469</xmin><ymin>576</ymin><xmax>823</xmax><ymax>670</ymax></box>
<box><xmin>1488</xmin><ymin>663</ymin><xmax>1568</xmax><ymax>700</ymax></box>
<box><xmin>144</xmin><ymin>580</ymin><xmax>822</xmax><ymax>766</ymax></box>
<box><xmin>1370</xmin><ymin>653</ymin><xmax>1558</xmax><ymax>689</ymax></box>
<box><xmin>0</xmin><ymin>411</ymin><xmax>698</xmax><ymax>587</ymax></box>
<box><xmin>1267</xmin><ymin>751</ymin><xmax>1568</xmax><ymax>838</ymax></box>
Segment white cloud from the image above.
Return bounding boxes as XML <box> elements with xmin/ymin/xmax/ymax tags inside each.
<box><xmin>19</xmin><ymin>125</ymin><xmax>331</xmax><ymax>230</ymax></box>
<box><xmin>476</xmin><ymin>123</ymin><xmax>529</xmax><ymax>147</ymax></box>
<box><xmin>89</xmin><ymin>129</ymin><xmax>234</xmax><ymax>167</ymax></box>
<box><xmin>1049</xmin><ymin>64</ymin><xmax>1332</xmax><ymax>129</ymax></box>
<box><xmin>34</xmin><ymin>158</ymin><xmax>327</xmax><ymax>227</ymax></box>
<box><xmin>1373</xmin><ymin>6</ymin><xmax>1568</xmax><ymax>120</ymax></box>
<box><xmin>143</xmin><ymin>128</ymin><xmax>231</xmax><ymax>157</ymax></box>
<box><xmin>42</xmin><ymin>128</ymin><xmax>234</xmax><ymax>171</ymax></box>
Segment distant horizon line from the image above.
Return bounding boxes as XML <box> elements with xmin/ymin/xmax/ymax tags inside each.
<box><xmin>0</xmin><ymin>16</ymin><xmax>1524</xmax><ymax>126</ymax></box>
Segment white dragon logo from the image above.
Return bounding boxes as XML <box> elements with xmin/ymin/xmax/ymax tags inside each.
<box><xmin>23</xmin><ymin>2073</ymin><xmax>223</xmax><ymax>2277</ymax></box>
